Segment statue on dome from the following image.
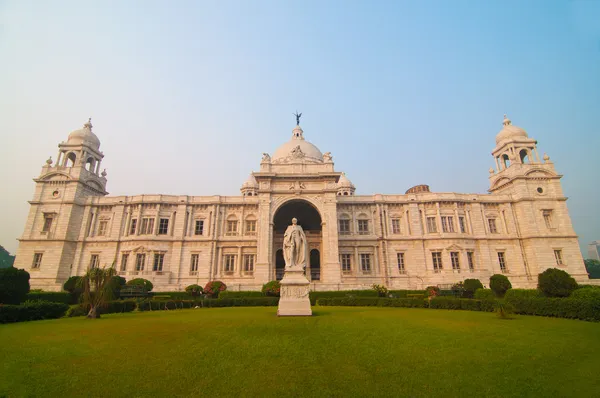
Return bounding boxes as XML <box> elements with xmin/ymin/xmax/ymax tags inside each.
<box><xmin>293</xmin><ymin>111</ymin><xmax>302</xmax><ymax>126</ymax></box>
<box><xmin>283</xmin><ymin>218</ymin><xmax>307</xmax><ymax>270</ymax></box>
<box><xmin>261</xmin><ymin>153</ymin><xmax>271</xmax><ymax>162</ymax></box>
<box><xmin>323</xmin><ymin>152</ymin><xmax>333</xmax><ymax>162</ymax></box>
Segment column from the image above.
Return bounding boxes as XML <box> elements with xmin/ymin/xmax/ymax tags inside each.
<box><xmin>153</xmin><ymin>204</ymin><xmax>161</xmax><ymax>235</ymax></box>
<box><xmin>354</xmin><ymin>246</ymin><xmax>359</xmax><ymax>274</ymax></box>
<box><xmin>237</xmin><ymin>246</ymin><xmax>243</xmax><ymax>276</ymax></box>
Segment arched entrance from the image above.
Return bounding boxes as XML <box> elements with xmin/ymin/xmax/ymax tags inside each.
<box><xmin>272</xmin><ymin>199</ymin><xmax>322</xmax><ymax>282</ymax></box>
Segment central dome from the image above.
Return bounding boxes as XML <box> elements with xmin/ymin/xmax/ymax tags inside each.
<box><xmin>272</xmin><ymin>125</ymin><xmax>323</xmax><ymax>163</ymax></box>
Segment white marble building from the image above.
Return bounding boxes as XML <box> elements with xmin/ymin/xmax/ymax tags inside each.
<box><xmin>14</xmin><ymin>116</ymin><xmax>589</xmax><ymax>291</ymax></box>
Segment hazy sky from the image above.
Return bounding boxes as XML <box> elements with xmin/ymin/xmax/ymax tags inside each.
<box><xmin>0</xmin><ymin>0</ymin><xmax>599</xmax><ymax>255</ymax></box>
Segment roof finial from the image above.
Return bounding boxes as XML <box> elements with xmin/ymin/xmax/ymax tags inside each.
<box><xmin>503</xmin><ymin>114</ymin><xmax>511</xmax><ymax>126</ymax></box>
<box><xmin>293</xmin><ymin>111</ymin><xmax>302</xmax><ymax>126</ymax></box>
<box><xmin>84</xmin><ymin>117</ymin><xmax>93</xmax><ymax>130</ymax></box>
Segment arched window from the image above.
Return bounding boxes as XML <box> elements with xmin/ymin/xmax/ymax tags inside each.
<box><xmin>245</xmin><ymin>215</ymin><xmax>257</xmax><ymax>235</ymax></box>
<box><xmin>65</xmin><ymin>152</ymin><xmax>77</xmax><ymax>167</ymax></box>
<box><xmin>85</xmin><ymin>157</ymin><xmax>94</xmax><ymax>172</ymax></box>
<box><xmin>338</xmin><ymin>213</ymin><xmax>351</xmax><ymax>235</ymax></box>
<box><xmin>519</xmin><ymin>149</ymin><xmax>529</xmax><ymax>164</ymax></box>
<box><xmin>226</xmin><ymin>215</ymin><xmax>238</xmax><ymax>236</ymax></box>
<box><xmin>502</xmin><ymin>154</ymin><xmax>510</xmax><ymax>168</ymax></box>
<box><xmin>357</xmin><ymin>213</ymin><xmax>369</xmax><ymax>235</ymax></box>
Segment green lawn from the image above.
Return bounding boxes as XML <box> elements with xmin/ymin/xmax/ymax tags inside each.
<box><xmin>1</xmin><ymin>307</ymin><xmax>599</xmax><ymax>397</ymax></box>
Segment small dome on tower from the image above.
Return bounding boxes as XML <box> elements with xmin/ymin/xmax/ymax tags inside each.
<box><xmin>496</xmin><ymin>114</ymin><xmax>528</xmax><ymax>145</ymax></box>
<box><xmin>336</xmin><ymin>172</ymin><xmax>356</xmax><ymax>196</ymax></box>
<box><xmin>67</xmin><ymin>118</ymin><xmax>101</xmax><ymax>149</ymax></box>
<box><xmin>241</xmin><ymin>174</ymin><xmax>259</xmax><ymax>196</ymax></box>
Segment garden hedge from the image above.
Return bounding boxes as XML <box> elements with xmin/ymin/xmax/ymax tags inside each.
<box><xmin>388</xmin><ymin>290</ymin><xmax>426</xmax><ymax>298</ymax></box>
<box><xmin>0</xmin><ymin>301</ymin><xmax>69</xmax><ymax>323</ymax></box>
<box><xmin>66</xmin><ymin>300</ymin><xmax>138</xmax><ymax>317</ymax></box>
<box><xmin>504</xmin><ymin>289</ymin><xmax>541</xmax><ymax>303</ymax></box>
<box><xmin>316</xmin><ymin>297</ymin><xmax>427</xmax><ymax>308</ymax></box>
<box><xmin>219</xmin><ymin>291</ymin><xmax>265</xmax><ymax>299</ymax></box>
<box><xmin>508</xmin><ymin>297</ymin><xmax>600</xmax><ymax>322</ymax></box>
<box><xmin>474</xmin><ymin>289</ymin><xmax>495</xmax><ymax>300</ymax></box>
<box><xmin>309</xmin><ymin>290</ymin><xmax>378</xmax><ymax>305</ymax></box>
<box><xmin>25</xmin><ymin>292</ymin><xmax>72</xmax><ymax>304</ymax></box>
<box><xmin>428</xmin><ymin>297</ymin><xmax>496</xmax><ymax>312</ymax></box>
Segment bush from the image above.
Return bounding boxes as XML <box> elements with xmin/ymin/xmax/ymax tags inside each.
<box><xmin>490</xmin><ymin>274</ymin><xmax>512</xmax><ymax>297</ymax></box>
<box><xmin>316</xmin><ymin>297</ymin><xmax>427</xmax><ymax>308</ymax></box>
<box><xmin>571</xmin><ymin>286</ymin><xmax>600</xmax><ymax>300</ymax></box>
<box><xmin>474</xmin><ymin>288</ymin><xmax>494</xmax><ymax>300</ymax></box>
<box><xmin>428</xmin><ymin>297</ymin><xmax>496</xmax><ymax>312</ymax></box>
<box><xmin>25</xmin><ymin>292</ymin><xmax>71</xmax><ymax>304</ymax></box>
<box><xmin>451</xmin><ymin>282</ymin><xmax>464</xmax><ymax>297</ymax></box>
<box><xmin>262</xmin><ymin>281</ymin><xmax>281</xmax><ymax>297</ymax></box>
<box><xmin>0</xmin><ymin>268</ymin><xmax>30</xmax><ymax>304</ymax></box>
<box><xmin>185</xmin><ymin>284</ymin><xmax>204</xmax><ymax>297</ymax></box>
<box><xmin>107</xmin><ymin>275</ymin><xmax>127</xmax><ymax>299</ymax></box>
<box><xmin>388</xmin><ymin>290</ymin><xmax>425</xmax><ymax>298</ymax></box>
<box><xmin>495</xmin><ymin>301</ymin><xmax>515</xmax><ymax>319</ymax></box>
<box><xmin>371</xmin><ymin>284</ymin><xmax>389</xmax><ymax>297</ymax></box>
<box><xmin>63</xmin><ymin>276</ymin><xmax>83</xmax><ymax>302</ymax></box>
<box><xmin>462</xmin><ymin>279</ymin><xmax>484</xmax><ymax>298</ymax></box>
<box><xmin>66</xmin><ymin>300</ymin><xmax>137</xmax><ymax>317</ymax></box>
<box><xmin>126</xmin><ymin>278</ymin><xmax>153</xmax><ymax>292</ymax></box>
<box><xmin>204</xmin><ymin>281</ymin><xmax>227</xmax><ymax>298</ymax></box>
<box><xmin>0</xmin><ymin>300</ymin><xmax>69</xmax><ymax>323</ymax></box>
<box><xmin>309</xmin><ymin>290</ymin><xmax>378</xmax><ymax>305</ymax></box>
<box><xmin>504</xmin><ymin>289</ymin><xmax>541</xmax><ymax>305</ymax></box>
<box><xmin>425</xmin><ymin>286</ymin><xmax>440</xmax><ymax>298</ymax></box>
<box><xmin>538</xmin><ymin>268</ymin><xmax>578</xmax><ymax>298</ymax></box>
<box><xmin>508</xmin><ymin>297</ymin><xmax>600</xmax><ymax>322</ymax></box>
<box><xmin>219</xmin><ymin>291</ymin><xmax>264</xmax><ymax>299</ymax></box>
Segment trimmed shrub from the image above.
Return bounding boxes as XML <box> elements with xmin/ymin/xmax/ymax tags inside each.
<box><xmin>538</xmin><ymin>268</ymin><xmax>578</xmax><ymax>298</ymax></box>
<box><xmin>185</xmin><ymin>284</ymin><xmax>204</xmax><ymax>297</ymax></box>
<box><xmin>135</xmin><ymin>297</ymin><xmax>278</xmax><ymax>311</ymax></box>
<box><xmin>262</xmin><ymin>281</ymin><xmax>281</xmax><ymax>297</ymax></box>
<box><xmin>309</xmin><ymin>290</ymin><xmax>378</xmax><ymax>305</ymax></box>
<box><xmin>108</xmin><ymin>275</ymin><xmax>127</xmax><ymax>299</ymax></box>
<box><xmin>25</xmin><ymin>292</ymin><xmax>71</xmax><ymax>304</ymax></box>
<box><xmin>204</xmin><ymin>281</ymin><xmax>227</xmax><ymax>298</ymax></box>
<box><xmin>425</xmin><ymin>286</ymin><xmax>440</xmax><ymax>298</ymax></box>
<box><xmin>372</xmin><ymin>284</ymin><xmax>389</xmax><ymax>297</ymax></box>
<box><xmin>462</xmin><ymin>279</ymin><xmax>484</xmax><ymax>298</ymax></box>
<box><xmin>66</xmin><ymin>300</ymin><xmax>137</xmax><ymax>317</ymax></box>
<box><xmin>388</xmin><ymin>290</ymin><xmax>425</xmax><ymax>298</ymax></box>
<box><xmin>508</xmin><ymin>297</ymin><xmax>600</xmax><ymax>322</ymax></box>
<box><xmin>126</xmin><ymin>278</ymin><xmax>153</xmax><ymax>292</ymax></box>
<box><xmin>428</xmin><ymin>297</ymin><xmax>496</xmax><ymax>312</ymax></box>
<box><xmin>504</xmin><ymin>289</ymin><xmax>541</xmax><ymax>305</ymax></box>
<box><xmin>150</xmin><ymin>292</ymin><xmax>191</xmax><ymax>300</ymax></box>
<box><xmin>0</xmin><ymin>300</ymin><xmax>69</xmax><ymax>323</ymax></box>
<box><xmin>63</xmin><ymin>276</ymin><xmax>83</xmax><ymax>303</ymax></box>
<box><xmin>316</xmin><ymin>297</ymin><xmax>427</xmax><ymax>308</ymax></box>
<box><xmin>219</xmin><ymin>291</ymin><xmax>264</xmax><ymax>299</ymax></box>
<box><xmin>571</xmin><ymin>286</ymin><xmax>600</xmax><ymax>300</ymax></box>
<box><xmin>451</xmin><ymin>282</ymin><xmax>464</xmax><ymax>297</ymax></box>
<box><xmin>490</xmin><ymin>274</ymin><xmax>512</xmax><ymax>297</ymax></box>
<box><xmin>474</xmin><ymin>289</ymin><xmax>494</xmax><ymax>300</ymax></box>
<box><xmin>0</xmin><ymin>268</ymin><xmax>30</xmax><ymax>304</ymax></box>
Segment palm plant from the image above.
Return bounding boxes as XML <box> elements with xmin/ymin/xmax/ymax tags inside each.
<box><xmin>78</xmin><ymin>264</ymin><xmax>117</xmax><ymax>318</ymax></box>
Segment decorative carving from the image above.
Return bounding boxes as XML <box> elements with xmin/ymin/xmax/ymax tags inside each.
<box><xmin>290</xmin><ymin>145</ymin><xmax>305</xmax><ymax>159</ymax></box>
<box><xmin>299</xmin><ymin>182</ymin><xmax>306</xmax><ymax>189</ymax></box>
<box><xmin>46</xmin><ymin>156</ymin><xmax>53</xmax><ymax>165</ymax></box>
<box><xmin>323</xmin><ymin>152</ymin><xmax>333</xmax><ymax>162</ymax></box>
<box><xmin>289</xmin><ymin>182</ymin><xmax>295</xmax><ymax>190</ymax></box>
<box><xmin>280</xmin><ymin>284</ymin><xmax>309</xmax><ymax>299</ymax></box>
<box><xmin>261</xmin><ymin>153</ymin><xmax>271</xmax><ymax>162</ymax></box>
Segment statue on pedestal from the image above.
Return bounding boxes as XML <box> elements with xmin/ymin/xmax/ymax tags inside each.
<box><xmin>283</xmin><ymin>218</ymin><xmax>307</xmax><ymax>270</ymax></box>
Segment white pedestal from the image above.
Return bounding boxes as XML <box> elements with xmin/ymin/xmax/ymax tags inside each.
<box><xmin>277</xmin><ymin>269</ymin><xmax>312</xmax><ymax>316</ymax></box>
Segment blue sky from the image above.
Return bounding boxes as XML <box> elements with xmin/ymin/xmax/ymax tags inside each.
<box><xmin>0</xmin><ymin>0</ymin><xmax>598</xmax><ymax>255</ymax></box>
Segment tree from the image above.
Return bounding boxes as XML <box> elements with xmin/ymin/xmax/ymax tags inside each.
<box><xmin>63</xmin><ymin>276</ymin><xmax>83</xmax><ymax>303</ymax></box>
<box><xmin>584</xmin><ymin>259</ymin><xmax>600</xmax><ymax>279</ymax></box>
<box><xmin>126</xmin><ymin>278</ymin><xmax>153</xmax><ymax>292</ymax></box>
<box><xmin>204</xmin><ymin>281</ymin><xmax>227</xmax><ymax>298</ymax></box>
<box><xmin>185</xmin><ymin>284</ymin><xmax>203</xmax><ymax>297</ymax></box>
<box><xmin>0</xmin><ymin>245</ymin><xmax>15</xmax><ymax>269</ymax></box>
<box><xmin>462</xmin><ymin>279</ymin><xmax>484</xmax><ymax>298</ymax></box>
<box><xmin>78</xmin><ymin>266</ymin><xmax>117</xmax><ymax>318</ymax></box>
<box><xmin>107</xmin><ymin>275</ymin><xmax>127</xmax><ymax>299</ymax></box>
<box><xmin>489</xmin><ymin>274</ymin><xmax>512</xmax><ymax>298</ymax></box>
<box><xmin>0</xmin><ymin>267</ymin><xmax>30</xmax><ymax>304</ymax></box>
<box><xmin>538</xmin><ymin>268</ymin><xmax>578</xmax><ymax>297</ymax></box>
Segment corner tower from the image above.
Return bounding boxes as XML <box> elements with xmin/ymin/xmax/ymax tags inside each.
<box><xmin>14</xmin><ymin>119</ymin><xmax>109</xmax><ymax>290</ymax></box>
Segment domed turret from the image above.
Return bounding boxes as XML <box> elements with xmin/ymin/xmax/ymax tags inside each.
<box><xmin>496</xmin><ymin>114</ymin><xmax>528</xmax><ymax>145</ymax></box>
<box><xmin>336</xmin><ymin>172</ymin><xmax>355</xmax><ymax>196</ymax></box>
<box><xmin>272</xmin><ymin>125</ymin><xmax>324</xmax><ymax>163</ymax></box>
<box><xmin>241</xmin><ymin>174</ymin><xmax>259</xmax><ymax>196</ymax></box>
<box><xmin>67</xmin><ymin>118</ymin><xmax>101</xmax><ymax>149</ymax></box>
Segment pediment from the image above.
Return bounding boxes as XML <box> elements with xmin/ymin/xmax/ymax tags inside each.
<box><xmin>445</xmin><ymin>244</ymin><xmax>463</xmax><ymax>251</ymax></box>
<box><xmin>525</xmin><ymin>169</ymin><xmax>555</xmax><ymax>178</ymax></box>
<box><xmin>40</xmin><ymin>172</ymin><xmax>71</xmax><ymax>181</ymax></box>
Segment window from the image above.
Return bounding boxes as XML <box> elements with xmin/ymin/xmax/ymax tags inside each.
<box><xmin>90</xmin><ymin>254</ymin><xmax>99</xmax><ymax>269</ymax></box>
<box><xmin>194</xmin><ymin>220</ymin><xmax>204</xmax><ymax>235</ymax></box>
<box><xmin>554</xmin><ymin>250</ymin><xmax>564</xmax><ymax>266</ymax></box>
<box><xmin>432</xmin><ymin>252</ymin><xmax>442</xmax><ymax>272</ymax></box>
<box><xmin>32</xmin><ymin>253</ymin><xmax>43</xmax><ymax>269</ymax></box>
<box><xmin>358</xmin><ymin>220</ymin><xmax>369</xmax><ymax>235</ymax></box>
<box><xmin>391</xmin><ymin>218</ymin><xmax>402</xmax><ymax>234</ymax></box>
<box><xmin>451</xmin><ymin>252</ymin><xmax>460</xmax><ymax>271</ymax></box>
<box><xmin>467</xmin><ymin>251</ymin><xmax>475</xmax><ymax>271</ymax></box>
<box><xmin>158</xmin><ymin>218</ymin><xmax>169</xmax><ymax>235</ymax></box>
<box><xmin>190</xmin><ymin>254</ymin><xmax>199</xmax><ymax>272</ymax></box>
<box><xmin>140</xmin><ymin>218</ymin><xmax>155</xmax><ymax>235</ymax></box>
<box><xmin>397</xmin><ymin>253</ymin><xmax>405</xmax><ymax>274</ymax></box>
<box><xmin>153</xmin><ymin>253</ymin><xmax>164</xmax><ymax>271</ymax></box>
<box><xmin>120</xmin><ymin>253</ymin><xmax>129</xmax><ymax>271</ymax></box>
<box><xmin>339</xmin><ymin>219</ymin><xmax>351</xmax><ymax>235</ymax></box>
<box><xmin>498</xmin><ymin>252</ymin><xmax>507</xmax><ymax>273</ymax></box>
<box><xmin>341</xmin><ymin>254</ymin><xmax>352</xmax><ymax>272</ymax></box>
<box><xmin>543</xmin><ymin>210</ymin><xmax>554</xmax><ymax>229</ymax></box>
<box><xmin>129</xmin><ymin>219</ymin><xmax>137</xmax><ymax>235</ymax></box>
<box><xmin>42</xmin><ymin>215</ymin><xmax>53</xmax><ymax>232</ymax></box>
<box><xmin>459</xmin><ymin>217</ymin><xmax>466</xmax><ymax>233</ymax></box>
<box><xmin>135</xmin><ymin>253</ymin><xmax>146</xmax><ymax>271</ymax></box>
<box><xmin>244</xmin><ymin>254</ymin><xmax>255</xmax><ymax>272</ymax></box>
<box><xmin>426</xmin><ymin>217</ymin><xmax>437</xmax><ymax>233</ymax></box>
<box><xmin>224</xmin><ymin>254</ymin><xmax>235</xmax><ymax>272</ymax></box>
<box><xmin>488</xmin><ymin>218</ymin><xmax>498</xmax><ymax>234</ymax></box>
<box><xmin>245</xmin><ymin>220</ymin><xmax>257</xmax><ymax>235</ymax></box>
<box><xmin>441</xmin><ymin>216</ymin><xmax>455</xmax><ymax>233</ymax></box>
<box><xmin>97</xmin><ymin>220</ymin><xmax>108</xmax><ymax>236</ymax></box>
<box><xmin>360</xmin><ymin>254</ymin><xmax>371</xmax><ymax>272</ymax></box>
<box><xmin>226</xmin><ymin>220</ymin><xmax>238</xmax><ymax>236</ymax></box>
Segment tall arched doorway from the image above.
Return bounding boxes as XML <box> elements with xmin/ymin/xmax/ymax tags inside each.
<box><xmin>272</xmin><ymin>199</ymin><xmax>322</xmax><ymax>282</ymax></box>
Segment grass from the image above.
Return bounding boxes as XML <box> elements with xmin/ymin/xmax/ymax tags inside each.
<box><xmin>1</xmin><ymin>307</ymin><xmax>599</xmax><ymax>397</ymax></box>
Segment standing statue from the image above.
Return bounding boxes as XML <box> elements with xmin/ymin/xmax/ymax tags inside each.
<box><xmin>283</xmin><ymin>218</ymin><xmax>307</xmax><ymax>270</ymax></box>
<box><xmin>293</xmin><ymin>111</ymin><xmax>302</xmax><ymax>126</ymax></box>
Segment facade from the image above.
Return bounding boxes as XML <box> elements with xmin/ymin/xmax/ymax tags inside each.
<box><xmin>14</xmin><ymin>116</ymin><xmax>589</xmax><ymax>291</ymax></box>
<box><xmin>588</xmin><ymin>241</ymin><xmax>600</xmax><ymax>261</ymax></box>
